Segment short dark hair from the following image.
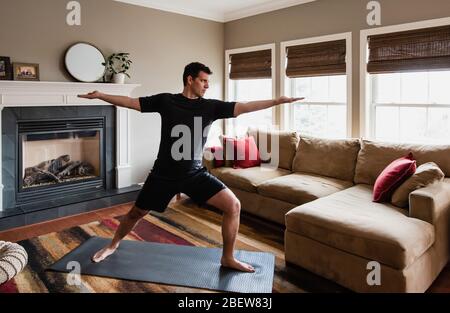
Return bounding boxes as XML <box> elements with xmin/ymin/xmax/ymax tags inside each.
<box><xmin>183</xmin><ymin>62</ymin><xmax>212</xmax><ymax>86</ymax></box>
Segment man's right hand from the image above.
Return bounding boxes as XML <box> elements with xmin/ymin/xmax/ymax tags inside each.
<box><xmin>77</xmin><ymin>92</ymin><xmax>140</xmax><ymax>111</ymax></box>
<box><xmin>78</xmin><ymin>90</ymin><xmax>103</xmax><ymax>99</ymax></box>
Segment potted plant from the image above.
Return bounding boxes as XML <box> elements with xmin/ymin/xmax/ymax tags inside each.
<box><xmin>103</xmin><ymin>52</ymin><xmax>132</xmax><ymax>84</ymax></box>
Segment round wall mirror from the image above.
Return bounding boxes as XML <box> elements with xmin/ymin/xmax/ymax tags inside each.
<box><xmin>65</xmin><ymin>43</ymin><xmax>106</xmax><ymax>82</ymax></box>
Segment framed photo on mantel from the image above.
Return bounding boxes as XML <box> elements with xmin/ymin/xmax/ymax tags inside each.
<box><xmin>0</xmin><ymin>56</ymin><xmax>13</xmax><ymax>80</ymax></box>
<box><xmin>13</xmin><ymin>62</ymin><xmax>40</xmax><ymax>81</ymax></box>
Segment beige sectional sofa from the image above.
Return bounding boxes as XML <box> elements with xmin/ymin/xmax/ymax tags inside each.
<box><xmin>204</xmin><ymin>130</ymin><xmax>450</xmax><ymax>292</ymax></box>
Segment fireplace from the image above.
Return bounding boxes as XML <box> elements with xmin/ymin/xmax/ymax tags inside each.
<box><xmin>0</xmin><ymin>81</ymin><xmax>140</xmax><ymax>230</ymax></box>
<box><xmin>2</xmin><ymin>106</ymin><xmax>115</xmax><ymax>210</ymax></box>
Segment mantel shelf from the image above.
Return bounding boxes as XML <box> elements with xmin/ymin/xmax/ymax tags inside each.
<box><xmin>0</xmin><ymin>81</ymin><xmax>141</xmax><ymax>106</ymax></box>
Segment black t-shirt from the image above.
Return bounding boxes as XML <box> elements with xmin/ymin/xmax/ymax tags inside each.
<box><xmin>139</xmin><ymin>93</ymin><xmax>236</xmax><ymax>178</ymax></box>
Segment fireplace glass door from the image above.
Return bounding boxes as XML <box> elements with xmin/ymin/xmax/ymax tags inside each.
<box><xmin>20</xmin><ymin>130</ymin><xmax>101</xmax><ymax>190</ymax></box>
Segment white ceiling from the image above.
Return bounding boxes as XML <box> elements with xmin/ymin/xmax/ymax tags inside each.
<box><xmin>114</xmin><ymin>0</ymin><xmax>316</xmax><ymax>22</ymax></box>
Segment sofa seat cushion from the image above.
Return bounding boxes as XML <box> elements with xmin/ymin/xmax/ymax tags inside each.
<box><xmin>210</xmin><ymin>167</ymin><xmax>291</xmax><ymax>193</ymax></box>
<box><xmin>257</xmin><ymin>173</ymin><xmax>353</xmax><ymax>205</ymax></box>
<box><xmin>285</xmin><ymin>184</ymin><xmax>435</xmax><ymax>269</ymax></box>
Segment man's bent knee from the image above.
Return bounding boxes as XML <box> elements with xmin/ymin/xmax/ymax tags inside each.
<box><xmin>228</xmin><ymin>199</ymin><xmax>241</xmax><ymax>216</ymax></box>
<box><xmin>207</xmin><ymin>188</ymin><xmax>241</xmax><ymax>215</ymax></box>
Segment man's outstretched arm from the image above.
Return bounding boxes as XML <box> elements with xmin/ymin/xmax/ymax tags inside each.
<box><xmin>233</xmin><ymin>96</ymin><xmax>304</xmax><ymax>117</ymax></box>
<box><xmin>78</xmin><ymin>91</ymin><xmax>141</xmax><ymax>111</ymax></box>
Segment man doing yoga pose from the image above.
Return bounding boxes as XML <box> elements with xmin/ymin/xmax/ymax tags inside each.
<box><xmin>78</xmin><ymin>62</ymin><xmax>303</xmax><ymax>272</ymax></box>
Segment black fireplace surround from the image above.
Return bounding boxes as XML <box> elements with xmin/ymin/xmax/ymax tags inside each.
<box><xmin>3</xmin><ymin>105</ymin><xmax>115</xmax><ymax>209</ymax></box>
<box><xmin>0</xmin><ymin>106</ymin><xmax>140</xmax><ymax>231</ymax></box>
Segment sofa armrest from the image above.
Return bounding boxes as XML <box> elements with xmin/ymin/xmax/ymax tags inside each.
<box><xmin>409</xmin><ymin>180</ymin><xmax>450</xmax><ymax>225</ymax></box>
<box><xmin>202</xmin><ymin>148</ymin><xmax>216</xmax><ymax>172</ymax></box>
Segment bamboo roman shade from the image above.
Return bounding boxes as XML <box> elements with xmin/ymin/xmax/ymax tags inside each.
<box><xmin>229</xmin><ymin>49</ymin><xmax>271</xmax><ymax>80</ymax></box>
<box><xmin>285</xmin><ymin>39</ymin><xmax>346</xmax><ymax>78</ymax></box>
<box><xmin>367</xmin><ymin>25</ymin><xmax>450</xmax><ymax>74</ymax></box>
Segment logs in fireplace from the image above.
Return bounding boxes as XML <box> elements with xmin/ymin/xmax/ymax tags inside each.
<box><xmin>23</xmin><ymin>154</ymin><xmax>96</xmax><ymax>188</ymax></box>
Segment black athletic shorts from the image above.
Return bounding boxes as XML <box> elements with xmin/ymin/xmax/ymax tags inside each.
<box><xmin>135</xmin><ymin>167</ymin><xmax>227</xmax><ymax>212</ymax></box>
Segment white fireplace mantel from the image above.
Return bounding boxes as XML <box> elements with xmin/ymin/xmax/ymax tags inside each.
<box><xmin>0</xmin><ymin>81</ymin><xmax>141</xmax><ymax>211</ymax></box>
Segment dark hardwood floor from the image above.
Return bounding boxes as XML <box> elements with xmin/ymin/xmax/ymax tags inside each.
<box><xmin>0</xmin><ymin>203</ymin><xmax>131</xmax><ymax>243</ymax></box>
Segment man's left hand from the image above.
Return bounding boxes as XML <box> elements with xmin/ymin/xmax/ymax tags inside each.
<box><xmin>276</xmin><ymin>96</ymin><xmax>305</xmax><ymax>104</ymax></box>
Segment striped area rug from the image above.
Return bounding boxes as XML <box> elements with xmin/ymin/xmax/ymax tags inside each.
<box><xmin>0</xmin><ymin>200</ymin><xmax>315</xmax><ymax>293</ymax></box>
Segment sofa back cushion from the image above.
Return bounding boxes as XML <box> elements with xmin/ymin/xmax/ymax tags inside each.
<box><xmin>292</xmin><ymin>136</ymin><xmax>360</xmax><ymax>181</ymax></box>
<box><xmin>247</xmin><ymin>127</ymin><xmax>299</xmax><ymax>170</ymax></box>
<box><xmin>355</xmin><ymin>139</ymin><xmax>450</xmax><ymax>185</ymax></box>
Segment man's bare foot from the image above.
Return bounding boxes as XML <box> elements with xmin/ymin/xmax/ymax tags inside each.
<box><xmin>92</xmin><ymin>243</ymin><xmax>119</xmax><ymax>263</ymax></box>
<box><xmin>221</xmin><ymin>257</ymin><xmax>255</xmax><ymax>273</ymax></box>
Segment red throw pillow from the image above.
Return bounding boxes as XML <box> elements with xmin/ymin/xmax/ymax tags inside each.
<box><xmin>373</xmin><ymin>152</ymin><xmax>417</xmax><ymax>202</ymax></box>
<box><xmin>209</xmin><ymin>146</ymin><xmax>224</xmax><ymax>167</ymax></box>
<box><xmin>232</xmin><ymin>136</ymin><xmax>261</xmax><ymax>169</ymax></box>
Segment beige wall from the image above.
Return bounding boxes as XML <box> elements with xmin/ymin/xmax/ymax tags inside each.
<box><xmin>224</xmin><ymin>0</ymin><xmax>450</xmax><ymax>137</ymax></box>
<box><xmin>0</xmin><ymin>0</ymin><xmax>225</xmax><ymax>184</ymax></box>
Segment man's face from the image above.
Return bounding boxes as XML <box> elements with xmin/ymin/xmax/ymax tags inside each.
<box><xmin>188</xmin><ymin>71</ymin><xmax>209</xmax><ymax>97</ymax></box>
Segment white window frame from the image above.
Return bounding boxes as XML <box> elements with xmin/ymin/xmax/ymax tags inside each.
<box><xmin>360</xmin><ymin>17</ymin><xmax>450</xmax><ymax>139</ymax></box>
<box><xmin>280</xmin><ymin>32</ymin><xmax>352</xmax><ymax>137</ymax></box>
<box><xmin>224</xmin><ymin>43</ymin><xmax>276</xmax><ymax>134</ymax></box>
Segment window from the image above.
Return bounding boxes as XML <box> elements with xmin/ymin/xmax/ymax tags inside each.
<box><xmin>282</xmin><ymin>35</ymin><xmax>350</xmax><ymax>138</ymax></box>
<box><xmin>364</xmin><ymin>24</ymin><xmax>450</xmax><ymax>144</ymax></box>
<box><xmin>371</xmin><ymin>71</ymin><xmax>450</xmax><ymax>144</ymax></box>
<box><xmin>225</xmin><ymin>45</ymin><xmax>275</xmax><ymax>137</ymax></box>
<box><xmin>229</xmin><ymin>78</ymin><xmax>273</xmax><ymax>136</ymax></box>
<box><xmin>290</xmin><ymin>75</ymin><xmax>347</xmax><ymax>138</ymax></box>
